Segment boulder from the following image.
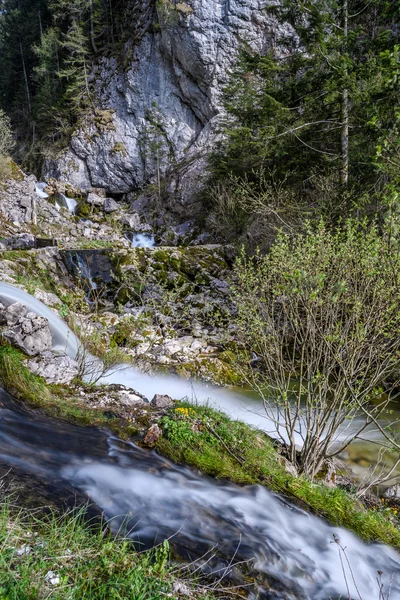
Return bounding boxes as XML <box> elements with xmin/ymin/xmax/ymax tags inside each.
<box><xmin>151</xmin><ymin>394</ymin><xmax>173</xmax><ymax>409</ymax></box>
<box><xmin>121</xmin><ymin>213</ymin><xmax>141</xmax><ymax>230</ymax></box>
<box><xmin>104</xmin><ymin>198</ymin><xmax>119</xmax><ymax>213</ymax></box>
<box><xmin>2</xmin><ymin>311</ymin><xmax>52</xmax><ymax>356</ymax></box>
<box><xmin>116</xmin><ymin>388</ymin><xmax>148</xmax><ymax>407</ymax></box>
<box><xmin>87</xmin><ymin>192</ymin><xmax>105</xmax><ymax>208</ymax></box>
<box><xmin>143</xmin><ymin>424</ymin><xmax>162</xmax><ymax>446</ymax></box>
<box><xmin>1</xmin><ymin>302</ymin><xmax>27</xmax><ymax>325</ymax></box>
<box><xmin>28</xmin><ymin>351</ymin><xmax>79</xmax><ymax>384</ymax></box>
<box><xmin>34</xmin><ymin>289</ymin><xmax>62</xmax><ymax>308</ymax></box>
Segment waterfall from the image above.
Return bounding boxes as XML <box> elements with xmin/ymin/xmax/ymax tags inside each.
<box><xmin>58</xmin><ymin>193</ymin><xmax>78</xmax><ymax>214</ymax></box>
<box><xmin>35</xmin><ymin>182</ymin><xmax>49</xmax><ymax>199</ymax></box>
<box><xmin>130</xmin><ymin>233</ymin><xmax>155</xmax><ymax>248</ymax></box>
<box><xmin>0</xmin><ymin>388</ymin><xmax>399</xmax><ymax>600</ymax></box>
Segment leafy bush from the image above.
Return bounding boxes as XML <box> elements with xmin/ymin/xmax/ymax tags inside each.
<box><xmin>231</xmin><ymin>220</ymin><xmax>400</xmax><ymax>479</ymax></box>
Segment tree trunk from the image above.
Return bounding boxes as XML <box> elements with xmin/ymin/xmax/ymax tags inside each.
<box><xmin>89</xmin><ymin>0</ymin><xmax>98</xmax><ymax>54</ymax></box>
<box><xmin>19</xmin><ymin>39</ymin><xmax>31</xmax><ymax>116</ymax></box>
<box><xmin>340</xmin><ymin>0</ymin><xmax>349</xmax><ymax>189</ymax></box>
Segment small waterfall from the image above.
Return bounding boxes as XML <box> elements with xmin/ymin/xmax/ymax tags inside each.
<box><xmin>35</xmin><ymin>182</ymin><xmax>49</xmax><ymax>199</ymax></box>
<box><xmin>58</xmin><ymin>193</ymin><xmax>78</xmax><ymax>214</ymax></box>
<box><xmin>34</xmin><ymin>183</ymin><xmax>77</xmax><ymax>214</ymax></box>
<box><xmin>0</xmin><ymin>282</ymin><xmax>80</xmax><ymax>357</ymax></box>
<box><xmin>130</xmin><ymin>233</ymin><xmax>155</xmax><ymax>248</ymax></box>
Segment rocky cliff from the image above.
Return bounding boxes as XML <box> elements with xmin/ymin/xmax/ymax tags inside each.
<box><xmin>45</xmin><ymin>0</ymin><xmax>289</xmax><ymax>211</ymax></box>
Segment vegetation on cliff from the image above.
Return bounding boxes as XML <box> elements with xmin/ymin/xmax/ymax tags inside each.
<box><xmin>207</xmin><ymin>1</ymin><xmax>400</xmax><ymax>247</ymax></box>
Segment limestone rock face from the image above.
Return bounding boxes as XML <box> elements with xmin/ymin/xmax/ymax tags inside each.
<box><xmin>44</xmin><ymin>0</ymin><xmax>292</xmax><ymax>203</ymax></box>
<box><xmin>28</xmin><ymin>351</ymin><xmax>79</xmax><ymax>384</ymax></box>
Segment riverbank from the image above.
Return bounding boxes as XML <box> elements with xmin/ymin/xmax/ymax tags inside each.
<box><xmin>1</xmin><ymin>337</ymin><xmax>400</xmax><ymax>553</ymax></box>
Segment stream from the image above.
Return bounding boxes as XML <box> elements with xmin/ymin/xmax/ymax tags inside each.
<box><xmin>1</xmin><ymin>282</ymin><xmax>400</xmax><ymax>598</ymax></box>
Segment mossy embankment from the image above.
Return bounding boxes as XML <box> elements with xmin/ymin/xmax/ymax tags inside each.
<box><xmin>0</xmin><ymin>503</ymin><xmax>215</xmax><ymax>600</ymax></box>
<box><xmin>157</xmin><ymin>402</ymin><xmax>400</xmax><ymax>550</ymax></box>
<box><xmin>0</xmin><ymin>343</ymin><xmax>140</xmax><ymax>438</ymax></box>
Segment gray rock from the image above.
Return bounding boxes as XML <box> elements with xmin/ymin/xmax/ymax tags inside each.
<box><xmin>151</xmin><ymin>394</ymin><xmax>173</xmax><ymax>409</ymax></box>
<box><xmin>2</xmin><ymin>312</ymin><xmax>52</xmax><ymax>356</ymax></box>
<box><xmin>34</xmin><ymin>289</ymin><xmax>62</xmax><ymax>308</ymax></box>
<box><xmin>116</xmin><ymin>388</ymin><xmax>148</xmax><ymax>407</ymax></box>
<box><xmin>87</xmin><ymin>192</ymin><xmax>105</xmax><ymax>208</ymax></box>
<box><xmin>0</xmin><ymin>303</ymin><xmax>7</xmax><ymax>325</ymax></box>
<box><xmin>4</xmin><ymin>233</ymin><xmax>35</xmax><ymax>250</ymax></box>
<box><xmin>104</xmin><ymin>197</ymin><xmax>119</xmax><ymax>213</ymax></box>
<box><xmin>2</xmin><ymin>302</ymin><xmax>28</xmax><ymax>325</ymax></box>
<box><xmin>121</xmin><ymin>213</ymin><xmax>141</xmax><ymax>230</ymax></box>
<box><xmin>28</xmin><ymin>351</ymin><xmax>79</xmax><ymax>384</ymax></box>
<box><xmin>383</xmin><ymin>484</ymin><xmax>400</xmax><ymax>499</ymax></box>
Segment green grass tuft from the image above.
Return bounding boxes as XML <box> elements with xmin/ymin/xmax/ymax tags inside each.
<box><xmin>0</xmin><ymin>502</ymin><xmax>214</xmax><ymax>599</ymax></box>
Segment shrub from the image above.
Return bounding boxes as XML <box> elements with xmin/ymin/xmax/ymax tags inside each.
<box><xmin>231</xmin><ymin>220</ymin><xmax>400</xmax><ymax>480</ymax></box>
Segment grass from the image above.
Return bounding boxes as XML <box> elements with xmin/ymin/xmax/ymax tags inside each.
<box><xmin>0</xmin><ymin>502</ymin><xmax>215</xmax><ymax>600</ymax></box>
<box><xmin>0</xmin><ymin>343</ymin><xmax>137</xmax><ymax>438</ymax></box>
<box><xmin>158</xmin><ymin>402</ymin><xmax>400</xmax><ymax>550</ymax></box>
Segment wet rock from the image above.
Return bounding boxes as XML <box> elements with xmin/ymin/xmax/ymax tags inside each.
<box><xmin>28</xmin><ymin>352</ymin><xmax>79</xmax><ymax>384</ymax></box>
<box><xmin>104</xmin><ymin>198</ymin><xmax>119</xmax><ymax>213</ymax></box>
<box><xmin>143</xmin><ymin>424</ymin><xmax>162</xmax><ymax>446</ymax></box>
<box><xmin>2</xmin><ymin>311</ymin><xmax>52</xmax><ymax>356</ymax></box>
<box><xmin>151</xmin><ymin>394</ymin><xmax>173</xmax><ymax>409</ymax></box>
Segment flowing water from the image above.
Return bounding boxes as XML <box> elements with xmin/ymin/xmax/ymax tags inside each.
<box><xmin>35</xmin><ymin>182</ymin><xmax>49</xmax><ymax>199</ymax></box>
<box><xmin>0</xmin><ymin>386</ymin><xmax>399</xmax><ymax>600</ymax></box>
<box><xmin>1</xmin><ymin>282</ymin><xmax>400</xmax><ymax>598</ymax></box>
<box><xmin>35</xmin><ymin>183</ymin><xmax>77</xmax><ymax>214</ymax></box>
<box><xmin>130</xmin><ymin>233</ymin><xmax>156</xmax><ymax>248</ymax></box>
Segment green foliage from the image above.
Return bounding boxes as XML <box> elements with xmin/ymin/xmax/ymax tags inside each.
<box><xmin>207</xmin><ymin>0</ymin><xmax>400</xmax><ymax>232</ymax></box>
<box><xmin>158</xmin><ymin>402</ymin><xmax>400</xmax><ymax>548</ymax></box>
<box><xmin>230</xmin><ymin>220</ymin><xmax>400</xmax><ymax>477</ymax></box>
<box><xmin>0</xmin><ymin>343</ymin><xmax>129</xmax><ymax>434</ymax></box>
<box><xmin>0</xmin><ymin>109</ymin><xmax>14</xmax><ymax>156</ymax></box>
<box><xmin>75</xmin><ymin>200</ymin><xmax>91</xmax><ymax>217</ymax></box>
<box><xmin>0</xmin><ymin>503</ymin><xmax>213</xmax><ymax>600</ymax></box>
<box><xmin>0</xmin><ymin>0</ymin><xmax>146</xmax><ymax>157</ymax></box>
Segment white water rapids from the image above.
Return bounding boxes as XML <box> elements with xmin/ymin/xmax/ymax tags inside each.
<box><xmin>0</xmin><ymin>282</ymin><xmax>400</xmax><ymax>598</ymax></box>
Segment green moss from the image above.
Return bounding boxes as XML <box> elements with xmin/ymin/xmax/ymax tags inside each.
<box><xmin>158</xmin><ymin>402</ymin><xmax>400</xmax><ymax>550</ymax></box>
<box><xmin>75</xmin><ymin>200</ymin><xmax>91</xmax><ymax>217</ymax></box>
<box><xmin>110</xmin><ymin>142</ymin><xmax>128</xmax><ymax>157</ymax></box>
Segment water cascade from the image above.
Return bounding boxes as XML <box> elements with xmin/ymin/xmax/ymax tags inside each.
<box><xmin>130</xmin><ymin>233</ymin><xmax>156</xmax><ymax>248</ymax></box>
<box><xmin>0</xmin><ymin>387</ymin><xmax>399</xmax><ymax>600</ymax></box>
<box><xmin>35</xmin><ymin>182</ymin><xmax>49</xmax><ymax>199</ymax></box>
<box><xmin>58</xmin><ymin>193</ymin><xmax>78</xmax><ymax>214</ymax></box>
<box><xmin>1</xmin><ymin>282</ymin><xmax>400</xmax><ymax>598</ymax></box>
